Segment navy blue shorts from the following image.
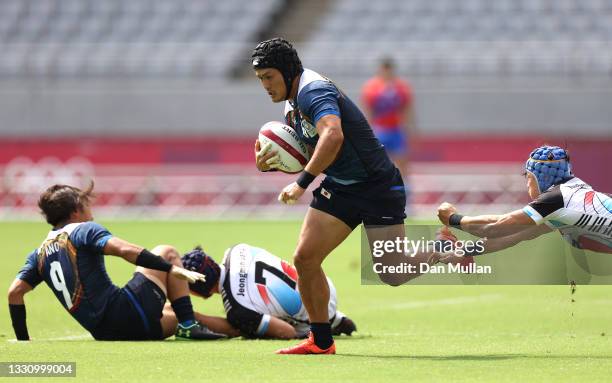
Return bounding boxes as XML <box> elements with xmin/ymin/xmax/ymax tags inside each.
<box><xmin>310</xmin><ymin>168</ymin><xmax>407</xmax><ymax>230</ymax></box>
<box><xmin>92</xmin><ymin>272</ymin><xmax>166</xmax><ymax>341</ymax></box>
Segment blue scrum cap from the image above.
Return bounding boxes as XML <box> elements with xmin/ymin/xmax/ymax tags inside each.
<box><xmin>525</xmin><ymin>145</ymin><xmax>573</xmax><ymax>193</ymax></box>
<box><xmin>181</xmin><ymin>246</ymin><xmax>220</xmax><ymax>298</ymax></box>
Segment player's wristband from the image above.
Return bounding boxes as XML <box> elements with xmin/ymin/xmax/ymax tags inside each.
<box><xmin>296</xmin><ymin>170</ymin><xmax>316</xmax><ymax>189</ymax></box>
<box><xmin>9</xmin><ymin>304</ymin><xmax>29</xmax><ymax>341</ymax></box>
<box><xmin>136</xmin><ymin>249</ymin><xmax>173</xmax><ymax>272</ymax></box>
<box><xmin>449</xmin><ymin>214</ymin><xmax>464</xmax><ymax>228</ymax></box>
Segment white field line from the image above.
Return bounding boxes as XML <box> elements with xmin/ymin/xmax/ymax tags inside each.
<box><xmin>377</xmin><ymin>294</ymin><xmax>502</xmax><ymax>310</ymax></box>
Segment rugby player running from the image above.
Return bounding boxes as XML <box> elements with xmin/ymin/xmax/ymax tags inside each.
<box><xmin>252</xmin><ymin>38</ymin><xmax>420</xmax><ymax>354</ymax></box>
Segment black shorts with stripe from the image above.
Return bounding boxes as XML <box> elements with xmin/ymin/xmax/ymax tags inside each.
<box><xmin>92</xmin><ymin>272</ymin><xmax>166</xmax><ymax>341</ymax></box>
<box><xmin>310</xmin><ymin>167</ymin><xmax>407</xmax><ymax>230</ymax></box>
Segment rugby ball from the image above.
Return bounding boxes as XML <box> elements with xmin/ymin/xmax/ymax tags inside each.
<box><xmin>258</xmin><ymin>121</ymin><xmax>310</xmax><ymax>174</ymax></box>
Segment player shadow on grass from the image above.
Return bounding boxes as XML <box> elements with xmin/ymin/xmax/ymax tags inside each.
<box><xmin>337</xmin><ymin>354</ymin><xmax>522</xmax><ymax>361</ymax></box>
<box><xmin>337</xmin><ymin>354</ymin><xmax>612</xmax><ymax>361</ymax></box>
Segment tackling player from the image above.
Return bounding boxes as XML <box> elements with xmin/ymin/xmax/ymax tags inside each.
<box><xmin>252</xmin><ymin>38</ymin><xmax>421</xmax><ymax>354</ymax></box>
<box><xmin>181</xmin><ymin>244</ymin><xmax>357</xmax><ymax>339</ymax></box>
<box><xmin>437</xmin><ymin>145</ymin><xmax>612</xmax><ymax>255</ymax></box>
<box><xmin>8</xmin><ymin>183</ymin><xmax>226</xmax><ymax>341</ymax></box>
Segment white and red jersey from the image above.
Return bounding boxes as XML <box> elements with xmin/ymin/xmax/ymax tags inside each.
<box><xmin>218</xmin><ymin>243</ymin><xmax>343</xmax><ymax>337</ymax></box>
<box><xmin>523</xmin><ymin>177</ymin><xmax>612</xmax><ymax>253</ymax></box>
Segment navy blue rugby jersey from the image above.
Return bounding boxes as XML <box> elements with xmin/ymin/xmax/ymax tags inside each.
<box><xmin>17</xmin><ymin>222</ymin><xmax>118</xmax><ymax>332</ymax></box>
<box><xmin>284</xmin><ymin>68</ymin><xmax>395</xmax><ymax>184</ymax></box>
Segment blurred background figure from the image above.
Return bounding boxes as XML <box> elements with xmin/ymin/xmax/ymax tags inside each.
<box><xmin>361</xmin><ymin>57</ymin><xmax>416</xmax><ymax>204</ymax></box>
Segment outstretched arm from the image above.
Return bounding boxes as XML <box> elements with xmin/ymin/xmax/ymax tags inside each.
<box><xmin>477</xmin><ymin>224</ymin><xmax>553</xmax><ymax>255</ymax></box>
<box><xmin>437</xmin><ymin>225</ymin><xmax>553</xmax><ymax>265</ymax></box>
<box><xmin>103</xmin><ymin>236</ymin><xmax>144</xmax><ymax>262</ymax></box>
<box><xmin>103</xmin><ymin>237</ymin><xmax>205</xmax><ymax>284</ymax></box>
<box><xmin>8</xmin><ymin>279</ymin><xmax>34</xmax><ymax>340</ymax></box>
<box><xmin>438</xmin><ymin>202</ymin><xmax>536</xmax><ymax>238</ymax></box>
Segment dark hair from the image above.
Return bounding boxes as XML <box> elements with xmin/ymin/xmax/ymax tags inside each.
<box><xmin>252</xmin><ymin>37</ymin><xmax>303</xmax><ymax>100</ymax></box>
<box><xmin>38</xmin><ymin>181</ymin><xmax>95</xmax><ymax>227</ymax></box>
<box><xmin>380</xmin><ymin>57</ymin><xmax>395</xmax><ymax>70</ymax></box>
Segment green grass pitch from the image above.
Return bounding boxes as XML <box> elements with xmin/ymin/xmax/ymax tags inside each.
<box><xmin>1</xmin><ymin>221</ymin><xmax>611</xmax><ymax>382</ymax></box>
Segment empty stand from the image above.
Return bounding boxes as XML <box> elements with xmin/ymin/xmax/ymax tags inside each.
<box><xmin>300</xmin><ymin>0</ymin><xmax>612</xmax><ymax>77</ymax></box>
<box><xmin>0</xmin><ymin>0</ymin><xmax>282</xmax><ymax>77</ymax></box>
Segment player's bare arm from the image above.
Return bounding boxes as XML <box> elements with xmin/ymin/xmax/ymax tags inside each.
<box><xmin>439</xmin><ymin>224</ymin><xmax>552</xmax><ymax>265</ymax></box>
<box><xmin>438</xmin><ymin>202</ymin><xmax>535</xmax><ymax>238</ymax></box>
<box><xmin>437</xmin><ymin>202</ymin><xmax>503</xmax><ymax>225</ymax></box>
<box><xmin>278</xmin><ymin>114</ymin><xmax>343</xmax><ymax>204</ymax></box>
<box><xmin>305</xmin><ymin>114</ymin><xmax>344</xmax><ymax>175</ymax></box>
<box><xmin>8</xmin><ymin>278</ymin><xmax>33</xmax><ymax>305</ymax></box>
<box><xmin>103</xmin><ymin>236</ymin><xmax>144</xmax><ymax>262</ymax></box>
<box><xmin>104</xmin><ymin>237</ymin><xmax>206</xmax><ymax>284</ymax></box>
<box><xmin>8</xmin><ymin>279</ymin><xmax>33</xmax><ymax>340</ymax></box>
<box><xmin>478</xmin><ymin>224</ymin><xmax>553</xmax><ymax>254</ymax></box>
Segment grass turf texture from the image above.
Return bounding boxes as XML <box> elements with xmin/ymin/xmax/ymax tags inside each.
<box><xmin>1</xmin><ymin>221</ymin><xmax>611</xmax><ymax>383</ymax></box>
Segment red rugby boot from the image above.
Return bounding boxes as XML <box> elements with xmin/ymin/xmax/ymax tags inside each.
<box><xmin>275</xmin><ymin>333</ymin><xmax>336</xmax><ymax>355</ymax></box>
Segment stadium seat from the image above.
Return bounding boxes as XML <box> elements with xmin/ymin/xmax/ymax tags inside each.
<box><xmin>0</xmin><ymin>0</ymin><xmax>282</xmax><ymax>78</ymax></box>
<box><xmin>301</xmin><ymin>0</ymin><xmax>612</xmax><ymax>78</ymax></box>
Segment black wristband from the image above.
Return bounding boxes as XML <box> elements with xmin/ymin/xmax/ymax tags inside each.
<box><xmin>136</xmin><ymin>249</ymin><xmax>173</xmax><ymax>272</ymax></box>
<box><xmin>9</xmin><ymin>304</ymin><xmax>29</xmax><ymax>341</ymax></box>
<box><xmin>296</xmin><ymin>171</ymin><xmax>316</xmax><ymax>189</ymax></box>
<box><xmin>449</xmin><ymin>214</ymin><xmax>464</xmax><ymax>228</ymax></box>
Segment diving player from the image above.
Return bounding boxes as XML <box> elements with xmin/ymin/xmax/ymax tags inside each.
<box><xmin>8</xmin><ymin>183</ymin><xmax>226</xmax><ymax>341</ymax></box>
<box><xmin>181</xmin><ymin>244</ymin><xmax>357</xmax><ymax>339</ymax></box>
<box><xmin>252</xmin><ymin>38</ymin><xmax>423</xmax><ymax>354</ymax></box>
<box><xmin>437</xmin><ymin>145</ymin><xmax>612</xmax><ymax>255</ymax></box>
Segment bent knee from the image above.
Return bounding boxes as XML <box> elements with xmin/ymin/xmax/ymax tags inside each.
<box><xmin>293</xmin><ymin>250</ymin><xmax>323</xmax><ymax>272</ymax></box>
<box><xmin>151</xmin><ymin>245</ymin><xmax>180</xmax><ymax>263</ymax></box>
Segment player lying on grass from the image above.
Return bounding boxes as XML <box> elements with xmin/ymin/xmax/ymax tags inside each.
<box><xmin>8</xmin><ymin>182</ymin><xmax>226</xmax><ymax>341</ymax></box>
<box><xmin>437</xmin><ymin>145</ymin><xmax>612</xmax><ymax>256</ymax></box>
<box><xmin>180</xmin><ymin>243</ymin><xmax>357</xmax><ymax>339</ymax></box>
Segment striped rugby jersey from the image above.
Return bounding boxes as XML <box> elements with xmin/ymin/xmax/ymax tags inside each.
<box><xmin>218</xmin><ymin>243</ymin><xmax>343</xmax><ymax>337</ymax></box>
<box><xmin>523</xmin><ymin>177</ymin><xmax>612</xmax><ymax>253</ymax></box>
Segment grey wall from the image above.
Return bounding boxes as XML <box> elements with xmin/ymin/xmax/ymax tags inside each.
<box><xmin>0</xmin><ymin>77</ymin><xmax>610</xmax><ymax>137</ymax></box>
